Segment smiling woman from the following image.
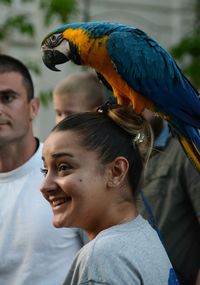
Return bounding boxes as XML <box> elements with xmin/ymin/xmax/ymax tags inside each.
<box><xmin>40</xmin><ymin>103</ymin><xmax>180</xmax><ymax>285</ymax></box>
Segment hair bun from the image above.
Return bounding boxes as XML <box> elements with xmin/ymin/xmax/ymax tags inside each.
<box><xmin>97</xmin><ymin>103</ymin><xmax>154</xmax><ymax>165</ymax></box>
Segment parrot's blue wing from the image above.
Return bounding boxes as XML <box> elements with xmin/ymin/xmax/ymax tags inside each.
<box><xmin>106</xmin><ymin>28</ymin><xmax>200</xmax><ymax>128</ymax></box>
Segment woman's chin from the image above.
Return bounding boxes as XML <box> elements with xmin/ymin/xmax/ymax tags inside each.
<box><xmin>52</xmin><ymin>218</ymin><xmax>66</xmax><ymax>228</ymax></box>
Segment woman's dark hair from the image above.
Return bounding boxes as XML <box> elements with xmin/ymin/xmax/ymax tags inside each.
<box><xmin>52</xmin><ymin>104</ymin><xmax>153</xmax><ymax>195</ymax></box>
<box><xmin>0</xmin><ymin>54</ymin><xmax>34</xmax><ymax>101</ymax></box>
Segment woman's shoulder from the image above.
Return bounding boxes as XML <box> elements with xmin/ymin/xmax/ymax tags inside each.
<box><xmin>83</xmin><ymin>216</ymin><xmax>153</xmax><ymax>259</ymax></box>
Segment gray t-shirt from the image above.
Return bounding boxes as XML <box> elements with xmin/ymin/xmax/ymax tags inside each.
<box><xmin>63</xmin><ymin>215</ymin><xmax>179</xmax><ymax>285</ymax></box>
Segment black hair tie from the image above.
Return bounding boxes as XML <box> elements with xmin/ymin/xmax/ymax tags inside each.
<box><xmin>96</xmin><ymin>101</ymin><xmax>119</xmax><ymax>113</ymax></box>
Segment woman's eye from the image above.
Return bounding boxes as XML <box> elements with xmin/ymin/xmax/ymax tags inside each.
<box><xmin>58</xmin><ymin>164</ymin><xmax>72</xmax><ymax>173</ymax></box>
<box><xmin>41</xmin><ymin>168</ymin><xmax>48</xmax><ymax>176</ymax></box>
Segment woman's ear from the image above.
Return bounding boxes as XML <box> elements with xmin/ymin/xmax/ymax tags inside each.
<box><xmin>107</xmin><ymin>156</ymin><xmax>129</xmax><ymax>188</ymax></box>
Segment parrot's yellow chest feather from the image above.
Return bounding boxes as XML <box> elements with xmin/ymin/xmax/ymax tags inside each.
<box><xmin>63</xmin><ymin>28</ymin><xmax>154</xmax><ymax>113</ymax></box>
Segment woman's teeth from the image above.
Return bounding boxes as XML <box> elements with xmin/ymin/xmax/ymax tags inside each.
<box><xmin>52</xmin><ymin>198</ymin><xmax>68</xmax><ymax>207</ymax></box>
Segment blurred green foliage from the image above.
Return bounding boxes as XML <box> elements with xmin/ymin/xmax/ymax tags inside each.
<box><xmin>0</xmin><ymin>0</ymin><xmax>77</xmax><ymax>40</ymax></box>
<box><xmin>0</xmin><ymin>0</ymin><xmax>77</xmax><ymax>106</ymax></box>
<box><xmin>39</xmin><ymin>89</ymin><xmax>53</xmax><ymax>107</ymax></box>
<box><xmin>0</xmin><ymin>15</ymin><xmax>35</xmax><ymax>39</ymax></box>
<box><xmin>170</xmin><ymin>30</ymin><xmax>200</xmax><ymax>89</ymax></box>
<box><xmin>170</xmin><ymin>0</ymin><xmax>200</xmax><ymax>89</ymax></box>
<box><xmin>0</xmin><ymin>0</ymin><xmax>11</xmax><ymax>4</ymax></box>
<box><xmin>40</xmin><ymin>0</ymin><xmax>77</xmax><ymax>25</ymax></box>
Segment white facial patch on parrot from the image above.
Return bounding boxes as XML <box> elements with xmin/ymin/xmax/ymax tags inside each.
<box><xmin>56</xmin><ymin>39</ymin><xmax>71</xmax><ymax>58</ymax></box>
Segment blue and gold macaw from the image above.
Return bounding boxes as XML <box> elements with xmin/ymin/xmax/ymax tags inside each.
<box><xmin>41</xmin><ymin>21</ymin><xmax>200</xmax><ymax>172</ymax></box>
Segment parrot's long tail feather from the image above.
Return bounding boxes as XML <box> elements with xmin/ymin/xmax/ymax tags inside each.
<box><xmin>176</xmin><ymin>133</ymin><xmax>200</xmax><ymax>173</ymax></box>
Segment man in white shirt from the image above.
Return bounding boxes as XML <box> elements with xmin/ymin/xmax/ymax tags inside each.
<box><xmin>0</xmin><ymin>54</ymin><xmax>84</xmax><ymax>285</ymax></box>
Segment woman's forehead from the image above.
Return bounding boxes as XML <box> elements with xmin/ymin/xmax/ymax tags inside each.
<box><xmin>42</xmin><ymin>130</ymin><xmax>102</xmax><ymax>167</ymax></box>
<box><xmin>43</xmin><ymin>130</ymin><xmax>82</xmax><ymax>154</ymax></box>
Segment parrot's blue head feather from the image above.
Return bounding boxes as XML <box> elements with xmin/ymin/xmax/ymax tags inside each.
<box><xmin>52</xmin><ymin>21</ymin><xmax>132</xmax><ymax>38</ymax></box>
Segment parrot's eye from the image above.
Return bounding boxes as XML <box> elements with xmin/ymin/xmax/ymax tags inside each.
<box><xmin>48</xmin><ymin>33</ymin><xmax>63</xmax><ymax>47</ymax></box>
<box><xmin>51</xmin><ymin>34</ymin><xmax>58</xmax><ymax>43</ymax></box>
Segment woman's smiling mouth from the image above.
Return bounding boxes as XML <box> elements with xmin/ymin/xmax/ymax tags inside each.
<box><xmin>50</xmin><ymin>197</ymin><xmax>72</xmax><ymax>208</ymax></box>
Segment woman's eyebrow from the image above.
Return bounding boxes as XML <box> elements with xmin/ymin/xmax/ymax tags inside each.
<box><xmin>52</xmin><ymin>152</ymin><xmax>74</xmax><ymax>158</ymax></box>
<box><xmin>41</xmin><ymin>152</ymin><xmax>74</xmax><ymax>162</ymax></box>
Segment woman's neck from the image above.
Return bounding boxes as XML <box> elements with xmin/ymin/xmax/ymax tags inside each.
<box><xmin>86</xmin><ymin>201</ymin><xmax>138</xmax><ymax>240</ymax></box>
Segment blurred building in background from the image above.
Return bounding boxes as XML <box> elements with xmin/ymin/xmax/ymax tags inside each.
<box><xmin>0</xmin><ymin>0</ymin><xmax>196</xmax><ymax>141</ymax></box>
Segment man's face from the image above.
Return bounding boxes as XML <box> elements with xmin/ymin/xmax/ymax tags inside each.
<box><xmin>53</xmin><ymin>93</ymin><xmax>92</xmax><ymax>124</ymax></box>
<box><xmin>0</xmin><ymin>72</ymin><xmax>35</xmax><ymax>146</ymax></box>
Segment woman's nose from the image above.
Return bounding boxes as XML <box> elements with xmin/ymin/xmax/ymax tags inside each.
<box><xmin>40</xmin><ymin>174</ymin><xmax>57</xmax><ymax>195</ymax></box>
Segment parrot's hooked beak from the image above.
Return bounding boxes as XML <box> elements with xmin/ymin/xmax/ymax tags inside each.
<box><xmin>41</xmin><ymin>49</ymin><xmax>68</xmax><ymax>71</ymax></box>
<box><xmin>41</xmin><ymin>37</ymin><xmax>70</xmax><ymax>71</ymax></box>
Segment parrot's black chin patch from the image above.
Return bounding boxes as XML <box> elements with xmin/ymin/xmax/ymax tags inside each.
<box><xmin>42</xmin><ymin>49</ymin><xmax>69</xmax><ymax>71</ymax></box>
